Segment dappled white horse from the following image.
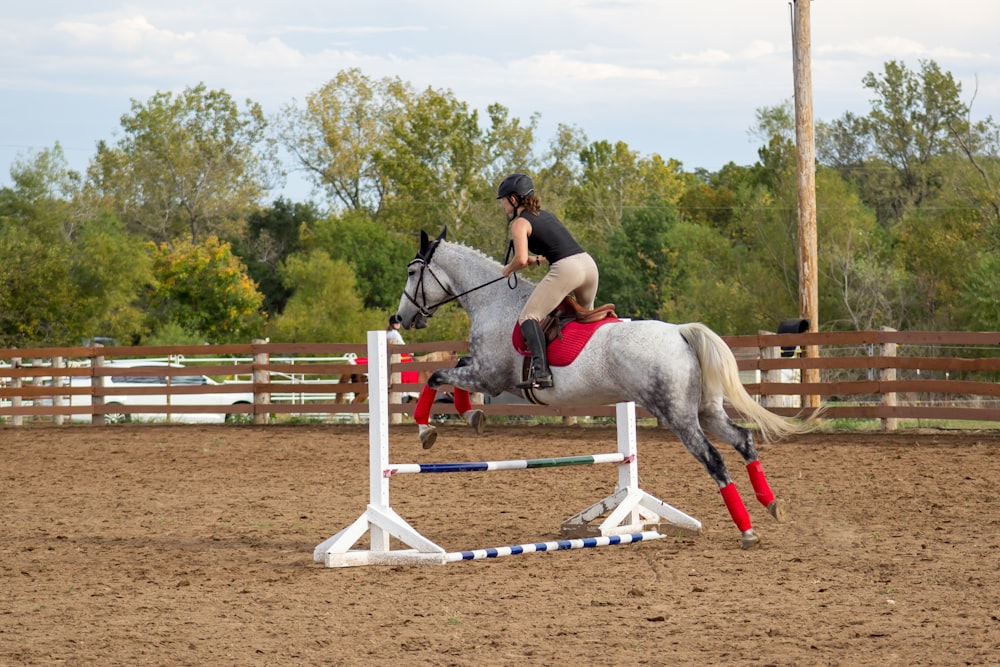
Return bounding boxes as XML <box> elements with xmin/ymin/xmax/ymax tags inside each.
<box><xmin>396</xmin><ymin>229</ymin><xmax>813</xmax><ymax>549</ymax></box>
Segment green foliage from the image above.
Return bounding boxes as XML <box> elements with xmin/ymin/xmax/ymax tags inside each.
<box><xmin>4</xmin><ymin>59</ymin><xmax>1000</xmax><ymax>347</ymax></box>
<box><xmin>279</xmin><ymin>68</ymin><xmax>413</xmax><ymax>214</ymax></box>
<box><xmin>228</xmin><ymin>197</ymin><xmax>321</xmax><ymax>316</ymax></box>
<box><xmin>0</xmin><ymin>210</ymin><xmax>150</xmax><ymax>347</ymax></box>
<box><xmin>956</xmin><ymin>252</ymin><xmax>1000</xmax><ymax>330</ymax></box>
<box><xmin>8</xmin><ymin>143</ymin><xmax>81</xmax><ymax>203</ymax></box>
<box><xmin>146</xmin><ymin>236</ymin><xmax>265</xmax><ymax>343</ymax></box>
<box><xmin>398</xmin><ymin>302</ymin><xmax>472</xmax><ymax>344</ymax></box>
<box><xmin>0</xmin><ymin>216</ymin><xmax>75</xmax><ymax>346</ymax></box>
<box><xmin>594</xmin><ymin>197</ymin><xmax>679</xmax><ymax>319</ymax></box>
<box><xmin>86</xmin><ymin>83</ymin><xmax>277</xmax><ymax>244</ymax></box>
<box><xmin>656</xmin><ymin>220</ymin><xmax>769</xmax><ymax>334</ymax></box>
<box><xmin>0</xmin><ymin>154</ymin><xmax>150</xmax><ymax>346</ymax></box>
<box><xmin>376</xmin><ymin>86</ymin><xmax>487</xmax><ymax>238</ymax></box>
<box><xmin>820</xmin><ymin>60</ymin><xmax>971</xmax><ymax>226</ymax></box>
<box><xmin>141</xmin><ymin>321</ymin><xmax>206</xmax><ymax>346</ymax></box>
<box><xmin>67</xmin><ymin>212</ymin><xmax>153</xmax><ymax>344</ymax></box>
<box><xmin>268</xmin><ymin>249</ymin><xmax>376</xmax><ymax>342</ymax></box>
<box><xmin>307</xmin><ymin>211</ymin><xmax>413</xmax><ymax>311</ymax></box>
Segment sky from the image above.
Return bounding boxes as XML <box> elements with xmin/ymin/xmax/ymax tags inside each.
<box><xmin>2</xmin><ymin>1</ymin><xmax>998</xmax><ymax>204</ymax></box>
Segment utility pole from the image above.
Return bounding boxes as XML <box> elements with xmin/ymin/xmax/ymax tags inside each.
<box><xmin>791</xmin><ymin>0</ymin><xmax>820</xmax><ymax>408</ymax></box>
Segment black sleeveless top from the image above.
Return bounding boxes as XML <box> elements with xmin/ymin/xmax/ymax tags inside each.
<box><xmin>519</xmin><ymin>210</ymin><xmax>584</xmax><ymax>264</ymax></box>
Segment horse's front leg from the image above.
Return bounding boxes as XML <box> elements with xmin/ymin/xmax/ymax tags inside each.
<box><xmin>427</xmin><ymin>363</ymin><xmax>497</xmax><ymax>396</ymax></box>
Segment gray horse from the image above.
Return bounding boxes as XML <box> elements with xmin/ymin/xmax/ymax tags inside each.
<box><xmin>396</xmin><ymin>229</ymin><xmax>813</xmax><ymax>549</ymax></box>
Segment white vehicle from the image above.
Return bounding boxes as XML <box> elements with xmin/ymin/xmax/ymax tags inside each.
<box><xmin>60</xmin><ymin>359</ymin><xmax>254</xmax><ymax>424</ymax></box>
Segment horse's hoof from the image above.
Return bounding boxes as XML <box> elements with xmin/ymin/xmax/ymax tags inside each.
<box><xmin>767</xmin><ymin>499</ymin><xmax>788</xmax><ymax>522</ymax></box>
<box><xmin>740</xmin><ymin>530</ymin><xmax>760</xmax><ymax>550</ymax></box>
<box><xmin>464</xmin><ymin>409</ymin><xmax>486</xmax><ymax>435</ymax></box>
<box><xmin>419</xmin><ymin>426</ymin><xmax>438</xmax><ymax>450</ymax></box>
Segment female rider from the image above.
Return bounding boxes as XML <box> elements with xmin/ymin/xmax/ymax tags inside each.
<box><xmin>498</xmin><ymin>173</ymin><xmax>599</xmax><ymax>389</ymax></box>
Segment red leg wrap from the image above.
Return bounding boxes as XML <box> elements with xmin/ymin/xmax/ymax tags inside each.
<box><xmin>746</xmin><ymin>460</ymin><xmax>775</xmax><ymax>507</ymax></box>
<box><xmin>414</xmin><ymin>385</ymin><xmax>437</xmax><ymax>425</ymax></box>
<box><xmin>720</xmin><ymin>483</ymin><xmax>752</xmax><ymax>532</ymax></box>
<box><xmin>453</xmin><ymin>388</ymin><xmax>471</xmax><ymax>414</ymax></box>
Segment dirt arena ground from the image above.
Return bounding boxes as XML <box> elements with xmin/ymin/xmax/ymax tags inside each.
<box><xmin>2</xmin><ymin>422</ymin><xmax>998</xmax><ymax>666</ymax></box>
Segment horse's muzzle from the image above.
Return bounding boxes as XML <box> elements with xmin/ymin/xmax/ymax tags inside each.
<box><xmin>404</xmin><ymin>313</ymin><xmax>428</xmax><ymax>330</ymax></box>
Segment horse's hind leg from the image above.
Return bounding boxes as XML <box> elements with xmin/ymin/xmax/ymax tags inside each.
<box><xmin>700</xmin><ymin>406</ymin><xmax>787</xmax><ymax>523</ymax></box>
<box><xmin>452</xmin><ymin>388</ymin><xmax>486</xmax><ymax>434</ymax></box>
<box><xmin>663</xmin><ymin>418</ymin><xmax>760</xmax><ymax>550</ymax></box>
<box><xmin>413</xmin><ymin>385</ymin><xmax>440</xmax><ymax>449</ymax></box>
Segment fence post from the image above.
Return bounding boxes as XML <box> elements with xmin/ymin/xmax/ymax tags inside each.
<box><xmin>53</xmin><ymin>356</ymin><xmax>64</xmax><ymax>426</ymax></box>
<box><xmin>91</xmin><ymin>348</ymin><xmax>105</xmax><ymax>425</ymax></box>
<box><xmin>11</xmin><ymin>356</ymin><xmax>22</xmax><ymax>427</ymax></box>
<box><xmin>880</xmin><ymin>327</ymin><xmax>898</xmax><ymax>432</ymax></box>
<box><xmin>252</xmin><ymin>339</ymin><xmax>269</xmax><ymax>425</ymax></box>
<box><xmin>759</xmin><ymin>330</ymin><xmax>780</xmax><ymax>409</ymax></box>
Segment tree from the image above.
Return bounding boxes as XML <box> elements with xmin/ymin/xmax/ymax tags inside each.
<box><xmin>563</xmin><ymin>139</ymin><xmax>686</xmax><ymax>254</ymax></box>
<box><xmin>228</xmin><ymin>197</ymin><xmax>321</xmax><ymax>317</ymax></box>
<box><xmin>7</xmin><ymin>143</ymin><xmax>81</xmax><ymax>204</ymax></box>
<box><xmin>145</xmin><ymin>236</ymin><xmax>265</xmax><ymax>343</ymax></box>
<box><xmin>0</xmin><ymin>151</ymin><xmax>150</xmax><ymax>347</ymax></box>
<box><xmin>67</xmin><ymin>212</ymin><xmax>154</xmax><ymax>344</ymax></box>
<box><xmin>818</xmin><ymin>60</ymin><xmax>967</xmax><ymax>226</ymax></box>
<box><xmin>87</xmin><ymin>83</ymin><xmax>277</xmax><ymax>244</ymax></box>
<box><xmin>657</xmin><ymin>220</ymin><xmax>767</xmax><ymax>335</ymax></box>
<box><xmin>307</xmin><ymin>211</ymin><xmax>413</xmax><ymax>311</ymax></box>
<box><xmin>536</xmin><ymin>123</ymin><xmax>588</xmax><ymax>220</ymax></box>
<box><xmin>949</xmin><ymin>85</ymin><xmax>1000</xmax><ymax>231</ymax></box>
<box><xmin>956</xmin><ymin>251</ymin><xmax>1000</xmax><ymax>330</ymax></box>
<box><xmin>279</xmin><ymin>68</ymin><xmax>541</xmax><ymax>255</ymax></box>
<box><xmin>811</xmin><ymin>167</ymin><xmax>910</xmax><ymax>330</ymax></box>
<box><xmin>376</xmin><ymin>85</ymin><xmax>488</xmax><ymax>239</ymax></box>
<box><xmin>279</xmin><ymin>68</ymin><xmax>413</xmax><ymax>215</ymax></box>
<box><xmin>268</xmin><ymin>249</ymin><xmax>377</xmax><ymax>342</ymax></box>
<box><xmin>564</xmin><ymin>139</ymin><xmax>642</xmax><ymax>246</ymax></box>
<box><xmin>594</xmin><ymin>196</ymin><xmax>680</xmax><ymax>319</ymax></box>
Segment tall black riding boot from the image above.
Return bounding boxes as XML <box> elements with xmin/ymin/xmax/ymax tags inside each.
<box><xmin>516</xmin><ymin>319</ymin><xmax>553</xmax><ymax>389</ymax></box>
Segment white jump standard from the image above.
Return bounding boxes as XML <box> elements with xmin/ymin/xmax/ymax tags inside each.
<box><xmin>313</xmin><ymin>330</ymin><xmax>701</xmax><ymax>568</ymax></box>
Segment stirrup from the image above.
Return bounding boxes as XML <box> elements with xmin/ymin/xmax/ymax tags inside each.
<box><xmin>517</xmin><ymin>373</ymin><xmax>553</xmax><ymax>389</ymax></box>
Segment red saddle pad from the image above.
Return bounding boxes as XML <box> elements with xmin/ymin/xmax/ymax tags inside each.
<box><xmin>511</xmin><ymin>318</ymin><xmax>621</xmax><ymax>366</ymax></box>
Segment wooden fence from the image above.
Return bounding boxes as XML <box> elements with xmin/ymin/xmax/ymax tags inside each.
<box><xmin>1</xmin><ymin>330</ymin><xmax>997</xmax><ymax>429</ymax></box>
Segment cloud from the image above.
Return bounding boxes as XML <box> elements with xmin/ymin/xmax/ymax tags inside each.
<box><xmin>817</xmin><ymin>37</ymin><xmax>984</xmax><ymax>61</ymax></box>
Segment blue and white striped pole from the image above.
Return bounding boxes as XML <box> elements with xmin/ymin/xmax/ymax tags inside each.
<box><xmin>444</xmin><ymin>531</ymin><xmax>666</xmax><ymax>562</ymax></box>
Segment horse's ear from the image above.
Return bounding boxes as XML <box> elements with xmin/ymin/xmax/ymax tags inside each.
<box><xmin>419</xmin><ymin>230</ymin><xmax>430</xmax><ymax>252</ymax></box>
<box><xmin>438</xmin><ymin>227</ymin><xmax>447</xmax><ymax>241</ymax></box>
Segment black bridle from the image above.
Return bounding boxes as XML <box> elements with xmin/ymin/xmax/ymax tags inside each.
<box><xmin>401</xmin><ymin>239</ymin><xmax>516</xmax><ymax>318</ymax></box>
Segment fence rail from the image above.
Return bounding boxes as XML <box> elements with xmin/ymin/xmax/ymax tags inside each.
<box><xmin>0</xmin><ymin>330</ymin><xmax>997</xmax><ymax>429</ymax></box>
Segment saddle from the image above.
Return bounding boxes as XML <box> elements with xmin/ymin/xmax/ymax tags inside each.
<box><xmin>513</xmin><ymin>297</ymin><xmax>619</xmax><ymax>400</ymax></box>
<box><xmin>539</xmin><ymin>296</ymin><xmax>618</xmax><ymax>345</ymax></box>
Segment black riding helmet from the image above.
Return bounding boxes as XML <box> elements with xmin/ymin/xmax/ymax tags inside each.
<box><xmin>389</xmin><ymin>314</ymin><xmax>402</xmax><ymax>325</ymax></box>
<box><xmin>496</xmin><ymin>173</ymin><xmax>535</xmax><ymax>200</ymax></box>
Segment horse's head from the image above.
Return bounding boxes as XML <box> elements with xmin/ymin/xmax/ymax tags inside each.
<box><xmin>397</xmin><ymin>228</ymin><xmax>451</xmax><ymax>330</ymax></box>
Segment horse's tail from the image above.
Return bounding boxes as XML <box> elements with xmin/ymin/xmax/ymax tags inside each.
<box><xmin>679</xmin><ymin>322</ymin><xmax>815</xmax><ymax>442</ymax></box>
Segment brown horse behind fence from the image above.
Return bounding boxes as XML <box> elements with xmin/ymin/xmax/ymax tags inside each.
<box><xmin>332</xmin><ymin>350</ymin><xmax>458</xmax><ymax>404</ymax></box>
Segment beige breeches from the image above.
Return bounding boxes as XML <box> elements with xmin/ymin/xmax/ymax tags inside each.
<box><xmin>518</xmin><ymin>252</ymin><xmax>600</xmax><ymax>323</ymax></box>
